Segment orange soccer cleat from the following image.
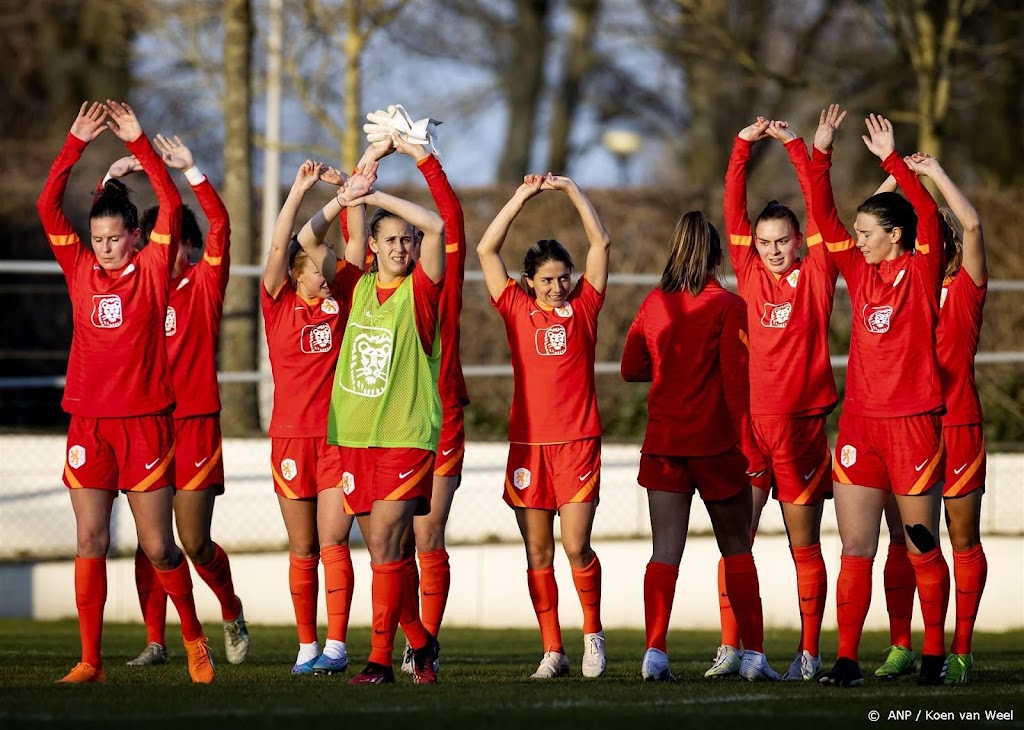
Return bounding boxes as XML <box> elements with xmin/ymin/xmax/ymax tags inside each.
<box><xmin>184</xmin><ymin>636</ymin><xmax>215</xmax><ymax>684</ymax></box>
<box><xmin>57</xmin><ymin>662</ymin><xmax>107</xmax><ymax>684</ymax></box>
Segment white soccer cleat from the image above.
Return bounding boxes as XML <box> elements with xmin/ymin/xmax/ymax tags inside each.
<box><xmin>581</xmin><ymin>631</ymin><xmax>606</xmax><ymax>678</ymax></box>
<box><xmin>739</xmin><ymin>650</ymin><xmax>780</xmax><ymax>682</ymax></box>
<box><xmin>126</xmin><ymin>642</ymin><xmax>169</xmax><ymax>666</ymax></box>
<box><xmin>641</xmin><ymin>647</ymin><xmax>675</xmax><ymax>682</ymax></box>
<box><xmin>223</xmin><ymin>607</ymin><xmax>251</xmax><ymax>665</ymax></box>
<box><xmin>782</xmin><ymin>650</ymin><xmax>823</xmax><ymax>681</ymax></box>
<box><xmin>400</xmin><ymin>642</ymin><xmax>415</xmax><ymax>674</ymax></box>
<box><xmin>704</xmin><ymin>644</ymin><xmax>742</xmax><ymax>678</ymax></box>
<box><xmin>530</xmin><ymin>651</ymin><xmax>570</xmax><ymax>679</ymax></box>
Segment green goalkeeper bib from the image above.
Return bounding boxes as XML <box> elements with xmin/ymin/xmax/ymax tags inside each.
<box><xmin>328</xmin><ymin>273</ymin><xmax>441</xmax><ymax>450</ymax></box>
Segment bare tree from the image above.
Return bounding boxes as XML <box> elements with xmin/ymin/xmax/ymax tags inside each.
<box><xmin>546</xmin><ymin>0</ymin><xmax>601</xmax><ymax>173</ymax></box>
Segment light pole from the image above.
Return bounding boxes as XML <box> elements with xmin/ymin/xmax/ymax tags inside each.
<box><xmin>602</xmin><ymin>128</ymin><xmax>642</xmax><ymax>186</ymax></box>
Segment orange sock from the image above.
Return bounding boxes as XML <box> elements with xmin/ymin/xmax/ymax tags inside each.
<box><xmin>527</xmin><ymin>567</ymin><xmax>562</xmax><ymax>653</ymax></box>
<box><xmin>643</xmin><ymin>560</ymin><xmax>678</xmax><ymax>652</ymax></box>
<box><xmin>288</xmin><ymin>553</ymin><xmax>319</xmax><ymax>645</ymax></box>
<box><xmin>908</xmin><ymin>547</ymin><xmax>950</xmax><ymax>657</ymax></box>
<box><xmin>321</xmin><ymin>544</ymin><xmax>354</xmax><ymax>643</ymax></box>
<box><xmin>369</xmin><ymin>560</ymin><xmax>404</xmax><ymax>666</ymax></box>
<box><xmin>951</xmin><ymin>545</ymin><xmax>987</xmax><ymax>654</ymax></box>
<box><xmin>571</xmin><ymin>555</ymin><xmax>603</xmax><ymax>634</ymax></box>
<box><xmin>883</xmin><ymin>542</ymin><xmax>915</xmax><ymax>650</ymax></box>
<box><xmin>717</xmin><ymin>557</ymin><xmax>740</xmax><ymax>648</ymax></box>
<box><xmin>722</xmin><ymin>552</ymin><xmax>765</xmax><ymax>654</ymax></box>
<box><xmin>134</xmin><ymin>548</ymin><xmax>166</xmax><ymax>646</ymax></box>
<box><xmin>836</xmin><ymin>555</ymin><xmax>873</xmax><ymax>661</ymax></box>
<box><xmin>398</xmin><ymin>557</ymin><xmax>429</xmax><ymax>649</ymax></box>
<box><xmin>155</xmin><ymin>558</ymin><xmax>203</xmax><ymax>642</ymax></box>
<box><xmin>791</xmin><ymin>543</ymin><xmax>827</xmax><ymax>657</ymax></box>
<box><xmin>75</xmin><ymin>556</ymin><xmax>106</xmax><ymax>668</ymax></box>
<box><xmin>193</xmin><ymin>543</ymin><xmax>241</xmax><ymax>621</ymax></box>
<box><xmin>418</xmin><ymin>548</ymin><xmax>450</xmax><ymax>638</ymax></box>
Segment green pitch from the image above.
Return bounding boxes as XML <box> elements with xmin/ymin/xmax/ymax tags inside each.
<box><xmin>1</xmin><ymin>621</ymin><xmax>1021</xmax><ymax>729</ymax></box>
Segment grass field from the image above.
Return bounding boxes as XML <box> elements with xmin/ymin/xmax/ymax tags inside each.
<box><xmin>1</xmin><ymin>621</ymin><xmax>1021</xmax><ymax>729</ymax></box>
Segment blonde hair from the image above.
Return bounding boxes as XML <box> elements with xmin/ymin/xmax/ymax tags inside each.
<box><xmin>940</xmin><ymin>207</ymin><xmax>964</xmax><ymax>280</ymax></box>
<box><xmin>287</xmin><ymin>237</ymin><xmax>312</xmax><ymax>290</ymax></box>
<box><xmin>659</xmin><ymin>211</ymin><xmax>722</xmax><ymax>295</ymax></box>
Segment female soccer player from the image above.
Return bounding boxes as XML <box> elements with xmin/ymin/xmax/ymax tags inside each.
<box><xmin>38</xmin><ymin>101</ymin><xmax>212</xmax><ymax>684</ymax></box>
<box><xmin>622</xmin><ymin>211</ymin><xmax>779</xmax><ymax>683</ymax></box>
<box><xmin>296</xmin><ymin>136</ymin><xmax>446</xmax><ymax>685</ymax></box>
<box><xmin>477</xmin><ymin>173</ymin><xmax>610</xmax><ymax>680</ymax></box>
<box><xmin>811</xmin><ymin>109</ymin><xmax>949</xmax><ymax>687</ymax></box>
<box><xmin>262</xmin><ymin>160</ymin><xmax>366</xmax><ymax>674</ymax></box>
<box><xmin>716</xmin><ymin>115</ymin><xmax>841</xmax><ymax>681</ymax></box>
<box><xmin>874</xmin><ymin>155</ymin><xmax>988</xmax><ymax>685</ymax></box>
<box><xmin>102</xmin><ymin>135</ymin><xmax>248</xmax><ymax>669</ymax></box>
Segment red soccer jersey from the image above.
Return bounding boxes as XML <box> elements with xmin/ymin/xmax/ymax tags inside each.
<box><xmin>621</xmin><ymin>279</ymin><xmax>761</xmax><ymax>470</ymax></box>
<box><xmin>494</xmin><ymin>277</ymin><xmax>603</xmax><ymax>444</ymax></box>
<box><xmin>724</xmin><ymin>136</ymin><xmax>839</xmax><ymax>417</ymax></box>
<box><xmin>417</xmin><ymin>155</ymin><xmax>469</xmax><ymax>410</ymax></box>
<box><xmin>262</xmin><ymin>262</ymin><xmax>355</xmax><ymax>438</ymax></box>
<box><xmin>38</xmin><ymin>133</ymin><xmax>181</xmax><ymax>418</ymax></box>
<box><xmin>936</xmin><ymin>270</ymin><xmax>986</xmax><ymax>425</ymax></box>
<box><xmin>165</xmin><ymin>178</ymin><xmax>230</xmax><ymax>417</ymax></box>
<box><xmin>809</xmin><ymin>148</ymin><xmax>945</xmax><ymax>418</ymax></box>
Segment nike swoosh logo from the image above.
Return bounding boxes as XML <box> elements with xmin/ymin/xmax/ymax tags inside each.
<box><xmin>373</xmin><ymin>629</ymin><xmax>389</xmax><ymax>635</ymax></box>
<box><xmin>800</xmin><ymin>596</ymin><xmax>817</xmax><ymax>602</ymax></box>
<box><xmin>399</xmin><ymin>469</ymin><xmax>415</xmax><ymax>479</ymax></box>
<box><xmin>578</xmin><ymin>471</ymin><xmax>592</xmax><ymax>482</ymax></box>
<box><xmin>422</xmin><ymin>591</ymin><xmax>444</xmax><ymax>597</ymax></box>
<box><xmin>145</xmin><ymin>458</ymin><xmax>160</xmax><ymax>470</ymax></box>
<box><xmin>328</xmin><ymin>588</ymin><xmax>346</xmax><ymax>594</ymax></box>
<box><xmin>953</xmin><ymin>464</ymin><xmax>968</xmax><ymax>475</ymax></box>
<box><xmin>914</xmin><ymin>459</ymin><xmax>929</xmax><ymax>471</ymax></box>
<box><xmin>194</xmin><ymin>457</ymin><xmax>209</xmax><ymax>468</ymax></box>
<box><xmin>803</xmin><ymin>468</ymin><xmax>817</xmax><ymax>481</ymax></box>
<box><xmin>441</xmin><ymin>447</ymin><xmax>456</xmax><ymax>456</ymax></box>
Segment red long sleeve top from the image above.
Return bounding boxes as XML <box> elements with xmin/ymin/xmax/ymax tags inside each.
<box><xmin>809</xmin><ymin>148</ymin><xmax>945</xmax><ymax>418</ymax></box>
<box><xmin>38</xmin><ymin>133</ymin><xmax>181</xmax><ymax>418</ymax></box>
<box><xmin>724</xmin><ymin>136</ymin><xmax>839</xmax><ymax>417</ymax></box>
<box><xmin>937</xmin><ymin>270</ymin><xmax>986</xmax><ymax>426</ymax></box>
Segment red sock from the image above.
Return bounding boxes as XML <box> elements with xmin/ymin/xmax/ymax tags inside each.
<box><xmin>369</xmin><ymin>560</ymin><xmax>404</xmax><ymax>666</ymax></box>
<box><xmin>836</xmin><ymin>555</ymin><xmax>873</xmax><ymax>661</ymax></box>
<box><xmin>398</xmin><ymin>557</ymin><xmax>429</xmax><ymax>649</ymax></box>
<box><xmin>908</xmin><ymin>547</ymin><xmax>950</xmax><ymax>657</ymax></box>
<box><xmin>75</xmin><ymin>556</ymin><xmax>106</xmax><ymax>668</ymax></box>
<box><xmin>134</xmin><ymin>548</ymin><xmax>167</xmax><ymax>646</ymax></box>
<box><xmin>722</xmin><ymin>552</ymin><xmax>765</xmax><ymax>654</ymax></box>
<box><xmin>883</xmin><ymin>542</ymin><xmax>916</xmax><ymax>650</ymax></box>
<box><xmin>951</xmin><ymin>545</ymin><xmax>987</xmax><ymax>654</ymax></box>
<box><xmin>288</xmin><ymin>553</ymin><xmax>319</xmax><ymax>645</ymax></box>
<box><xmin>321</xmin><ymin>545</ymin><xmax>354</xmax><ymax>643</ymax></box>
<box><xmin>643</xmin><ymin>560</ymin><xmax>678</xmax><ymax>652</ymax></box>
<box><xmin>192</xmin><ymin>543</ymin><xmax>242</xmax><ymax>621</ymax></box>
<box><xmin>527</xmin><ymin>567</ymin><xmax>562</xmax><ymax>653</ymax></box>
<box><xmin>717</xmin><ymin>557</ymin><xmax>740</xmax><ymax>648</ymax></box>
<box><xmin>155</xmin><ymin>558</ymin><xmax>203</xmax><ymax>642</ymax></box>
<box><xmin>570</xmin><ymin>555</ymin><xmax>603</xmax><ymax>634</ymax></box>
<box><xmin>791</xmin><ymin>543</ymin><xmax>827</xmax><ymax>657</ymax></box>
<box><xmin>418</xmin><ymin>548</ymin><xmax>451</xmax><ymax>638</ymax></box>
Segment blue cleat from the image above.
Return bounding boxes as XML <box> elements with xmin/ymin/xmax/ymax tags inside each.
<box><xmin>312</xmin><ymin>651</ymin><xmax>349</xmax><ymax>676</ymax></box>
<box><xmin>291</xmin><ymin>657</ymin><xmax>318</xmax><ymax>675</ymax></box>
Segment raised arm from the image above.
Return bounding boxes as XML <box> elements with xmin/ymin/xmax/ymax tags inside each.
<box><xmin>476</xmin><ymin>176</ymin><xmax>544</xmax><ymax>301</ymax></box>
<box><xmin>354</xmin><ymin>183</ymin><xmax>445</xmax><ymax>282</ymax></box>
<box><xmin>724</xmin><ymin>118</ymin><xmax>769</xmax><ymax>276</ymax></box>
<box><xmin>809</xmin><ymin>104</ymin><xmax>858</xmax><ymax>280</ymax></box>
<box><xmin>265</xmin><ymin>161</ymin><xmax>322</xmax><ymax>297</ymax></box>
<box><xmin>542</xmin><ymin>174</ymin><xmax>611</xmax><ymax>293</ymax></box>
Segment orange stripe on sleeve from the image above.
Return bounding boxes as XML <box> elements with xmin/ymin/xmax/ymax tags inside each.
<box><xmin>149</xmin><ymin>230</ymin><xmax>172</xmax><ymax>245</ymax></box>
<box><xmin>445</xmin><ymin>243</ymin><xmax>459</xmax><ymax>254</ymax></box>
<box><xmin>181</xmin><ymin>444</ymin><xmax>223</xmax><ymax>491</ymax></box>
<box><xmin>805</xmin><ymin>232</ymin><xmax>823</xmax><ymax>247</ymax></box>
<box><xmin>908</xmin><ymin>440</ymin><xmax>945</xmax><ymax>496</ymax></box>
<box><xmin>738</xmin><ymin>330</ymin><xmax>749</xmax><ymax>350</ymax></box>
<box><xmin>729</xmin><ymin>234</ymin><xmax>753</xmax><ymax>247</ymax></box>
<box><xmin>824</xmin><ymin>238</ymin><xmax>856</xmax><ymax>253</ymax></box>
<box><xmin>203</xmin><ymin>254</ymin><xmax>223</xmax><ymax>266</ymax></box>
<box><xmin>48</xmin><ymin>233</ymin><xmax>80</xmax><ymax>247</ymax></box>
<box><xmin>129</xmin><ymin>443</ymin><xmax>176</xmax><ymax>492</ymax></box>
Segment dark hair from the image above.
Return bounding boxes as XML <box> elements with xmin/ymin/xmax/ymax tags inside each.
<box><xmin>287</xmin><ymin>235</ymin><xmax>312</xmax><ymax>289</ymax></box>
<box><xmin>520</xmin><ymin>239</ymin><xmax>574</xmax><ymax>294</ymax></box>
<box><xmin>368</xmin><ymin>207</ymin><xmax>417</xmax><ymax>275</ymax></box>
<box><xmin>140</xmin><ymin>205</ymin><xmax>202</xmax><ymax>253</ymax></box>
<box><xmin>90</xmin><ymin>179</ymin><xmax>138</xmax><ymax>230</ymax></box>
<box><xmin>857</xmin><ymin>192</ymin><xmax>917</xmax><ymax>253</ymax></box>
<box><xmin>659</xmin><ymin>211</ymin><xmax>722</xmax><ymax>295</ymax></box>
<box><xmin>754</xmin><ymin>200</ymin><xmax>801</xmax><ymax>237</ymax></box>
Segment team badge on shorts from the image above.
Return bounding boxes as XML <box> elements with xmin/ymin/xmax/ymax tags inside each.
<box><xmin>341</xmin><ymin>471</ymin><xmax>355</xmax><ymax>495</ymax></box>
<box><xmin>68</xmin><ymin>445</ymin><xmax>86</xmax><ymax>469</ymax></box>
<box><xmin>280</xmin><ymin>458</ymin><xmax>298</xmax><ymax>481</ymax></box>
<box><xmin>554</xmin><ymin>303</ymin><xmax>574</xmax><ymax>318</ymax></box>
<box><xmin>513</xmin><ymin>467</ymin><xmax>531</xmax><ymax>490</ymax></box>
<box><xmin>863</xmin><ymin>304</ymin><xmax>893</xmax><ymax>333</ymax></box>
<box><xmin>91</xmin><ymin>294</ymin><xmax>123</xmax><ymax>328</ymax></box>
<box><xmin>535</xmin><ymin>325</ymin><xmax>567</xmax><ymax>356</ymax></box>
<box><xmin>761</xmin><ymin>302</ymin><xmax>791</xmax><ymax>328</ymax></box>
<box><xmin>839</xmin><ymin>445</ymin><xmax>857</xmax><ymax>468</ymax></box>
<box><xmin>321</xmin><ymin>297</ymin><xmax>339</xmax><ymax>315</ymax></box>
<box><xmin>301</xmin><ymin>323</ymin><xmax>333</xmax><ymax>354</ymax></box>
<box><xmin>164</xmin><ymin>306</ymin><xmax>177</xmax><ymax>336</ymax></box>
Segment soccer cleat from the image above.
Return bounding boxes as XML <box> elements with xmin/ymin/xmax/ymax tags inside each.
<box><xmin>819</xmin><ymin>657</ymin><xmax>865</xmax><ymax>687</ymax></box>
<box><xmin>781</xmin><ymin>650</ymin><xmax>823</xmax><ymax>681</ymax></box>
<box><xmin>411</xmin><ymin>633</ymin><xmax>441</xmax><ymax>685</ymax></box>
<box><xmin>917</xmin><ymin>654</ymin><xmax>946</xmax><ymax>686</ymax></box>
<box><xmin>312</xmin><ymin>651</ymin><xmax>349</xmax><ymax>676</ymax></box>
<box><xmin>874</xmin><ymin>644</ymin><xmax>916</xmax><ymax>680</ymax></box>
<box><xmin>126</xmin><ymin>642</ymin><xmax>169</xmax><ymax>667</ymax></box>
<box><xmin>641</xmin><ymin>647</ymin><xmax>675</xmax><ymax>682</ymax></box>
<box><xmin>530</xmin><ymin>651</ymin><xmax>570</xmax><ymax>679</ymax></box>
<box><xmin>223</xmin><ymin>608</ymin><xmax>250</xmax><ymax>665</ymax></box>
<box><xmin>943</xmin><ymin>653</ymin><xmax>973</xmax><ymax>685</ymax></box>
<box><xmin>347</xmin><ymin>662</ymin><xmax>396</xmax><ymax>685</ymax></box>
<box><xmin>581</xmin><ymin>631</ymin><xmax>607</xmax><ymax>678</ymax></box>
<box><xmin>400</xmin><ymin>642</ymin><xmax>415</xmax><ymax>674</ymax></box>
<box><xmin>183</xmin><ymin>636</ymin><xmax>215</xmax><ymax>684</ymax></box>
<box><xmin>739</xmin><ymin>650</ymin><xmax>780</xmax><ymax>681</ymax></box>
<box><xmin>57</xmin><ymin>662</ymin><xmax>106</xmax><ymax>684</ymax></box>
<box><xmin>704</xmin><ymin>645</ymin><xmax>742</xmax><ymax>678</ymax></box>
<box><xmin>291</xmin><ymin>656</ymin><xmax>317</xmax><ymax>675</ymax></box>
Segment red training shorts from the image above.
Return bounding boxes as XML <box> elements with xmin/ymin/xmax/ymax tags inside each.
<box><xmin>943</xmin><ymin>424</ymin><xmax>986</xmax><ymax>499</ymax></box>
<box><xmin>271</xmin><ymin>436</ymin><xmax>337</xmax><ymax>500</ymax></box>
<box><xmin>63</xmin><ymin>413</ymin><xmax>175</xmax><ymax>492</ymax></box>
<box><xmin>503</xmin><ymin>438</ymin><xmax>601</xmax><ymax>511</ymax></box>
<box><xmin>751</xmin><ymin>414</ymin><xmax>832</xmax><ymax>505</ymax></box>
<box><xmin>638</xmin><ymin>446</ymin><xmax>748</xmax><ymax>502</ymax></box>
<box><xmin>330</xmin><ymin>446</ymin><xmax>434</xmax><ymax>516</ymax></box>
<box><xmin>833</xmin><ymin>412</ymin><xmax>944</xmax><ymax>495</ymax></box>
<box><xmin>173</xmin><ymin>415</ymin><xmax>225</xmax><ymax>493</ymax></box>
<box><xmin>433</xmin><ymin>406</ymin><xmax>465</xmax><ymax>478</ymax></box>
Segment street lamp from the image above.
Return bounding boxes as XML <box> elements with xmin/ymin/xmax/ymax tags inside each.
<box><xmin>602</xmin><ymin>128</ymin><xmax>642</xmax><ymax>186</ymax></box>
